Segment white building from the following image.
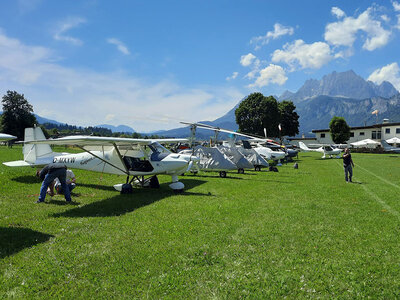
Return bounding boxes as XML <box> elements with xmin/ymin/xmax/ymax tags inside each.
<box><xmin>312</xmin><ymin>120</ymin><xmax>400</xmax><ymax>145</ymax></box>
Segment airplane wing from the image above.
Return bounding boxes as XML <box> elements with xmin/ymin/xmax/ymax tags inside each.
<box><xmin>0</xmin><ymin>133</ymin><xmax>17</xmax><ymax>141</ymax></box>
<box><xmin>181</xmin><ymin>121</ymin><xmax>263</xmax><ymax>139</ymax></box>
<box><xmin>24</xmin><ymin>135</ymin><xmax>187</xmax><ymax>147</ymax></box>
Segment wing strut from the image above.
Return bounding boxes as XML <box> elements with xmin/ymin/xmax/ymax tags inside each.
<box><xmin>75</xmin><ymin>145</ymin><xmax>129</xmax><ymax>175</ymax></box>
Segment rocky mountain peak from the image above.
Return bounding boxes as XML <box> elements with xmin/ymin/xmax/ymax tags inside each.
<box><xmin>280</xmin><ymin>70</ymin><xmax>399</xmax><ymax>103</ymax></box>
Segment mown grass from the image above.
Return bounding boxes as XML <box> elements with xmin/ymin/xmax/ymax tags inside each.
<box><xmin>1</xmin><ymin>145</ymin><xmax>400</xmax><ymax>298</ymax></box>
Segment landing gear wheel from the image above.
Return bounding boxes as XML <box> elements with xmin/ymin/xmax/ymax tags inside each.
<box><xmin>255</xmin><ymin>166</ymin><xmax>261</xmax><ymax>171</ymax></box>
<box><xmin>219</xmin><ymin>171</ymin><xmax>227</xmax><ymax>178</ymax></box>
<box><xmin>238</xmin><ymin>168</ymin><xmax>244</xmax><ymax>174</ymax></box>
<box><xmin>174</xmin><ymin>189</ymin><xmax>184</xmax><ymax>194</ymax></box>
<box><xmin>149</xmin><ymin>176</ymin><xmax>160</xmax><ymax>188</ymax></box>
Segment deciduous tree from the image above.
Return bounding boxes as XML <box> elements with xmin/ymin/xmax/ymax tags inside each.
<box><xmin>235</xmin><ymin>93</ymin><xmax>280</xmax><ymax>137</ymax></box>
<box><xmin>278</xmin><ymin>100</ymin><xmax>299</xmax><ymax>137</ymax></box>
<box><xmin>329</xmin><ymin>116</ymin><xmax>350</xmax><ymax>144</ymax></box>
<box><xmin>1</xmin><ymin>91</ymin><xmax>37</xmax><ymax>139</ymax></box>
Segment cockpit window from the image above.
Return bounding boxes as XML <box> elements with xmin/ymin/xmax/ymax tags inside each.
<box><xmin>148</xmin><ymin>142</ymin><xmax>171</xmax><ymax>161</ymax></box>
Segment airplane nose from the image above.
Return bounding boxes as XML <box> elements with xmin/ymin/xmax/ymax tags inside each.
<box><xmin>180</xmin><ymin>154</ymin><xmax>199</xmax><ymax>163</ymax></box>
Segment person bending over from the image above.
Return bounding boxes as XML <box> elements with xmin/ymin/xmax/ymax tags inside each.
<box><xmin>36</xmin><ymin>163</ymin><xmax>72</xmax><ymax>203</ymax></box>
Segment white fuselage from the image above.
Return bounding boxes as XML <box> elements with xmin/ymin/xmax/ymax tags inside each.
<box><xmin>253</xmin><ymin>145</ymin><xmax>286</xmax><ymax>161</ymax></box>
<box><xmin>33</xmin><ymin>148</ymin><xmax>192</xmax><ymax>177</ymax></box>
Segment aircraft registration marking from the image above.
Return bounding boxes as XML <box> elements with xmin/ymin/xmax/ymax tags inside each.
<box><xmin>53</xmin><ymin>157</ymin><xmax>76</xmax><ymax>164</ymax></box>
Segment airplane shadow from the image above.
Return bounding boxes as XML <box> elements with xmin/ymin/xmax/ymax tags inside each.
<box><xmin>11</xmin><ymin>175</ymin><xmax>40</xmax><ymax>184</ymax></box>
<box><xmin>0</xmin><ymin>227</ymin><xmax>53</xmax><ymax>259</ymax></box>
<box><xmin>188</xmin><ymin>174</ymin><xmax>244</xmax><ymax>180</ymax></box>
<box><xmin>77</xmin><ymin>183</ymin><xmax>116</xmax><ymax>191</ymax></box>
<box><xmin>47</xmin><ymin>199</ymin><xmax>81</xmax><ymax>206</ymax></box>
<box><xmin>51</xmin><ymin>179</ymin><xmax>208</xmax><ymax>218</ymax></box>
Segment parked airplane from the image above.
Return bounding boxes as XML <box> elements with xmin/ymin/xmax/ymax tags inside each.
<box><xmin>298</xmin><ymin>142</ymin><xmax>342</xmax><ymax>158</ymax></box>
<box><xmin>381</xmin><ymin>140</ymin><xmax>400</xmax><ymax>154</ymax></box>
<box><xmin>180</xmin><ymin>122</ymin><xmax>269</xmax><ymax>171</ymax></box>
<box><xmin>181</xmin><ymin>122</ymin><xmax>285</xmax><ymax>165</ymax></box>
<box><xmin>179</xmin><ymin>145</ymin><xmax>237</xmax><ymax>178</ymax></box>
<box><xmin>179</xmin><ymin>122</ymin><xmax>255</xmax><ymax>176</ymax></box>
<box><xmin>0</xmin><ymin>133</ymin><xmax>17</xmax><ymax>141</ymax></box>
<box><xmin>3</xmin><ymin>127</ymin><xmax>198</xmax><ymax>192</ymax></box>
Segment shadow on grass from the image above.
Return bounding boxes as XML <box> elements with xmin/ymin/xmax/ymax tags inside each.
<box><xmin>189</xmin><ymin>174</ymin><xmax>244</xmax><ymax>180</ymax></box>
<box><xmin>47</xmin><ymin>199</ymin><xmax>81</xmax><ymax>206</ymax></box>
<box><xmin>77</xmin><ymin>183</ymin><xmax>116</xmax><ymax>191</ymax></box>
<box><xmin>0</xmin><ymin>227</ymin><xmax>53</xmax><ymax>259</ymax></box>
<box><xmin>52</xmin><ymin>179</ymin><xmax>207</xmax><ymax>218</ymax></box>
<box><xmin>11</xmin><ymin>175</ymin><xmax>40</xmax><ymax>184</ymax></box>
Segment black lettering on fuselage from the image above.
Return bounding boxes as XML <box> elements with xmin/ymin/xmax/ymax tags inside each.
<box><xmin>53</xmin><ymin>157</ymin><xmax>76</xmax><ymax>164</ymax></box>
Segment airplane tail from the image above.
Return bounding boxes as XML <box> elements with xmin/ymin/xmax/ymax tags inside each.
<box><xmin>381</xmin><ymin>140</ymin><xmax>393</xmax><ymax>151</ymax></box>
<box><xmin>299</xmin><ymin>142</ymin><xmax>310</xmax><ymax>152</ymax></box>
<box><xmin>3</xmin><ymin>127</ymin><xmax>54</xmax><ymax>167</ymax></box>
<box><xmin>23</xmin><ymin>127</ymin><xmax>54</xmax><ymax>163</ymax></box>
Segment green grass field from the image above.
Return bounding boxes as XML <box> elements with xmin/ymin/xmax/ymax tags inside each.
<box><xmin>1</xmin><ymin>145</ymin><xmax>400</xmax><ymax>298</ymax></box>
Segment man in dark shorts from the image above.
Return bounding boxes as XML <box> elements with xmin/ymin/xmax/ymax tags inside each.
<box><xmin>36</xmin><ymin>163</ymin><xmax>72</xmax><ymax>203</ymax></box>
<box><xmin>342</xmin><ymin>148</ymin><xmax>354</xmax><ymax>183</ymax></box>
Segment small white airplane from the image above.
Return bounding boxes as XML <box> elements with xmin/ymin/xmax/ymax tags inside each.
<box><xmin>298</xmin><ymin>142</ymin><xmax>342</xmax><ymax>159</ymax></box>
<box><xmin>3</xmin><ymin>127</ymin><xmax>199</xmax><ymax>192</ymax></box>
<box><xmin>381</xmin><ymin>140</ymin><xmax>400</xmax><ymax>154</ymax></box>
<box><xmin>0</xmin><ymin>133</ymin><xmax>17</xmax><ymax>141</ymax></box>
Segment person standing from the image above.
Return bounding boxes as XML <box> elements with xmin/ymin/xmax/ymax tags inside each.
<box><xmin>342</xmin><ymin>148</ymin><xmax>354</xmax><ymax>183</ymax></box>
<box><xmin>36</xmin><ymin>163</ymin><xmax>72</xmax><ymax>203</ymax></box>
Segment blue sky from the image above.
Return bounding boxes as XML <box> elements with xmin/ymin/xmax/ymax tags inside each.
<box><xmin>1</xmin><ymin>0</ymin><xmax>400</xmax><ymax>132</ymax></box>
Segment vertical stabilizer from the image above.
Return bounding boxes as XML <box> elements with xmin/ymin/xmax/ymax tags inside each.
<box><xmin>299</xmin><ymin>142</ymin><xmax>310</xmax><ymax>151</ymax></box>
<box><xmin>23</xmin><ymin>127</ymin><xmax>53</xmax><ymax>163</ymax></box>
<box><xmin>381</xmin><ymin>140</ymin><xmax>393</xmax><ymax>151</ymax></box>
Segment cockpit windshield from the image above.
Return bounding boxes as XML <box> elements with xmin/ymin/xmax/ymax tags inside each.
<box><xmin>148</xmin><ymin>142</ymin><xmax>171</xmax><ymax>161</ymax></box>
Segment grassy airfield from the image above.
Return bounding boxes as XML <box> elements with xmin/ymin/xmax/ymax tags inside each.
<box><xmin>1</xmin><ymin>145</ymin><xmax>400</xmax><ymax>298</ymax></box>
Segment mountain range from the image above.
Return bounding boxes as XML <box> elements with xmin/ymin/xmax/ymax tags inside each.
<box><xmin>3</xmin><ymin>70</ymin><xmax>399</xmax><ymax>138</ymax></box>
<box><xmin>154</xmin><ymin>70</ymin><xmax>400</xmax><ymax>137</ymax></box>
<box><xmin>279</xmin><ymin>70</ymin><xmax>398</xmax><ymax>103</ymax></box>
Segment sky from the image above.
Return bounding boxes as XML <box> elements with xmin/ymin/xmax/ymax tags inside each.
<box><xmin>1</xmin><ymin>0</ymin><xmax>400</xmax><ymax>132</ymax></box>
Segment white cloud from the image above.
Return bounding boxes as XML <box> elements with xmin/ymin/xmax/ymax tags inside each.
<box><xmin>271</xmin><ymin>39</ymin><xmax>333</xmax><ymax>70</ymax></box>
<box><xmin>107</xmin><ymin>38</ymin><xmax>130</xmax><ymax>55</ymax></box>
<box><xmin>381</xmin><ymin>15</ymin><xmax>390</xmax><ymax>22</ymax></box>
<box><xmin>249</xmin><ymin>64</ymin><xmax>287</xmax><ymax>88</ymax></box>
<box><xmin>331</xmin><ymin>7</ymin><xmax>346</xmax><ymax>19</ymax></box>
<box><xmin>53</xmin><ymin>17</ymin><xmax>86</xmax><ymax>46</ymax></box>
<box><xmin>226</xmin><ymin>72</ymin><xmax>238</xmax><ymax>81</ymax></box>
<box><xmin>367</xmin><ymin>62</ymin><xmax>400</xmax><ymax>91</ymax></box>
<box><xmin>393</xmin><ymin>1</ymin><xmax>400</xmax><ymax>12</ymax></box>
<box><xmin>105</xmin><ymin>114</ymin><xmax>115</xmax><ymax>122</ymax></box>
<box><xmin>324</xmin><ymin>7</ymin><xmax>391</xmax><ymax>51</ymax></box>
<box><xmin>251</xmin><ymin>23</ymin><xmax>294</xmax><ymax>50</ymax></box>
<box><xmin>240</xmin><ymin>53</ymin><xmax>256</xmax><ymax>67</ymax></box>
<box><xmin>0</xmin><ymin>30</ymin><xmax>243</xmax><ymax>132</ymax></box>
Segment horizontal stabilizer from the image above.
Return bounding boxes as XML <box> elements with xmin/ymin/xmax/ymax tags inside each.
<box><xmin>3</xmin><ymin>160</ymin><xmax>33</xmax><ymax>167</ymax></box>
